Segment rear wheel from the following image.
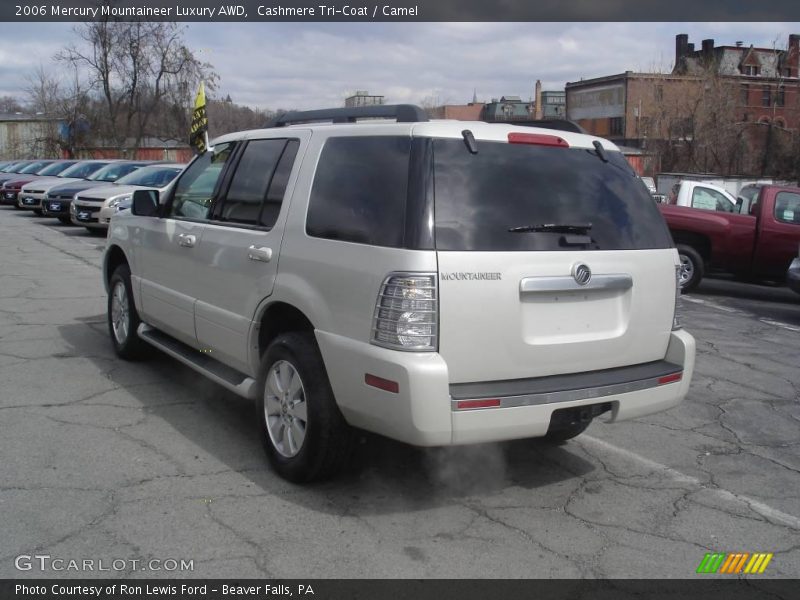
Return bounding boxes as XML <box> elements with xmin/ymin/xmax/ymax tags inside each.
<box><xmin>676</xmin><ymin>244</ymin><xmax>704</xmax><ymax>292</ymax></box>
<box><xmin>108</xmin><ymin>264</ymin><xmax>147</xmax><ymax>360</ymax></box>
<box><xmin>257</xmin><ymin>332</ymin><xmax>355</xmax><ymax>483</ymax></box>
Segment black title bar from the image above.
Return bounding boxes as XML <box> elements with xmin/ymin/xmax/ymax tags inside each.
<box><xmin>4</xmin><ymin>0</ymin><xmax>800</xmax><ymax>22</ymax></box>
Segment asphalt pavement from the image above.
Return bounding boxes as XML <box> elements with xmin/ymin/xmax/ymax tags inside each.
<box><xmin>1</xmin><ymin>207</ymin><xmax>798</xmax><ymax>579</ymax></box>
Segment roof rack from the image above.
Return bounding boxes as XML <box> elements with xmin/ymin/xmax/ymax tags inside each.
<box><xmin>266</xmin><ymin>104</ymin><xmax>429</xmax><ymax>128</ymax></box>
<box><xmin>490</xmin><ymin>119</ymin><xmax>588</xmax><ymax>134</ymax></box>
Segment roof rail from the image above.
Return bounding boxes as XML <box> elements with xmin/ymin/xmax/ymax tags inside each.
<box><xmin>266</xmin><ymin>104</ymin><xmax>429</xmax><ymax>128</ymax></box>
<box><xmin>490</xmin><ymin>119</ymin><xmax>588</xmax><ymax>134</ymax></box>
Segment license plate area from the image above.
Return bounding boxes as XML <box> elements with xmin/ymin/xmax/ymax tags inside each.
<box><xmin>77</xmin><ymin>211</ymin><xmax>91</xmax><ymax>221</ymax></box>
<box><xmin>50</xmin><ymin>202</ymin><xmax>62</xmax><ymax>211</ymax></box>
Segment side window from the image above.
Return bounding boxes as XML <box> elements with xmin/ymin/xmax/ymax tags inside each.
<box><xmin>692</xmin><ymin>187</ymin><xmax>733</xmax><ymax>212</ymax></box>
<box><xmin>169</xmin><ymin>142</ymin><xmax>234</xmax><ymax>220</ymax></box>
<box><xmin>260</xmin><ymin>140</ymin><xmax>299</xmax><ymax>228</ymax></box>
<box><xmin>306</xmin><ymin>136</ymin><xmax>411</xmax><ymax>247</ymax></box>
<box><xmin>212</xmin><ymin>139</ymin><xmax>286</xmax><ymax>226</ymax></box>
<box><xmin>774</xmin><ymin>192</ymin><xmax>800</xmax><ymax>224</ymax></box>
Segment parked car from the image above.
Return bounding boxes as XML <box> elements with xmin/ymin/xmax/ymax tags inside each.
<box><xmin>659</xmin><ymin>185</ymin><xmax>800</xmax><ymax>291</ymax></box>
<box><xmin>102</xmin><ymin>105</ymin><xmax>694</xmax><ymax>482</ymax></box>
<box><xmin>17</xmin><ymin>160</ymin><xmax>114</xmax><ymax>214</ymax></box>
<box><xmin>667</xmin><ymin>180</ymin><xmax>737</xmax><ymax>213</ymax></box>
<box><xmin>0</xmin><ymin>160</ymin><xmax>78</xmax><ymax>207</ymax></box>
<box><xmin>640</xmin><ymin>176</ymin><xmax>657</xmax><ymax>195</ymax></box>
<box><xmin>42</xmin><ymin>161</ymin><xmax>154</xmax><ymax>224</ymax></box>
<box><xmin>72</xmin><ymin>164</ymin><xmax>184</xmax><ymax>232</ymax></box>
<box><xmin>787</xmin><ymin>246</ymin><xmax>800</xmax><ymax>295</ymax></box>
<box><xmin>0</xmin><ymin>160</ymin><xmax>52</xmax><ymax>193</ymax></box>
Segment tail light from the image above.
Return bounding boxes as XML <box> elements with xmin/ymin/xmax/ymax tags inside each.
<box><xmin>371</xmin><ymin>273</ymin><xmax>438</xmax><ymax>351</ymax></box>
<box><xmin>672</xmin><ymin>265</ymin><xmax>683</xmax><ymax>330</ymax></box>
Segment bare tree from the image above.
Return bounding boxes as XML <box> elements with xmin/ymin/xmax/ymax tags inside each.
<box><xmin>0</xmin><ymin>96</ymin><xmax>25</xmax><ymax>113</ymax></box>
<box><xmin>56</xmin><ymin>18</ymin><xmax>215</xmax><ymax>151</ymax></box>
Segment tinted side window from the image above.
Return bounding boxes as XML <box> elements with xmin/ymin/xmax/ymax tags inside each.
<box><xmin>214</xmin><ymin>139</ymin><xmax>286</xmax><ymax>226</ymax></box>
<box><xmin>169</xmin><ymin>143</ymin><xmax>234</xmax><ymax>220</ymax></box>
<box><xmin>260</xmin><ymin>140</ymin><xmax>299</xmax><ymax>228</ymax></box>
<box><xmin>774</xmin><ymin>191</ymin><xmax>800</xmax><ymax>224</ymax></box>
<box><xmin>307</xmin><ymin>136</ymin><xmax>410</xmax><ymax>247</ymax></box>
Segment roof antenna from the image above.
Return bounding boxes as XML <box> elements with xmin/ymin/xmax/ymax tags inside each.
<box><xmin>462</xmin><ymin>130</ymin><xmax>478</xmax><ymax>154</ymax></box>
<box><xmin>592</xmin><ymin>140</ymin><xmax>609</xmax><ymax>162</ymax></box>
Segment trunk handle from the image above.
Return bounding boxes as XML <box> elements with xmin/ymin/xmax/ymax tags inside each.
<box><xmin>520</xmin><ymin>273</ymin><xmax>632</xmax><ymax>293</ymax></box>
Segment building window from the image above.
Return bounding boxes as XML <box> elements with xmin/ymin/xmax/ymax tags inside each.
<box><xmin>784</xmin><ymin>67</ymin><xmax>794</xmax><ymax>78</ymax></box>
<box><xmin>655</xmin><ymin>85</ymin><xmax>663</xmax><ymax>101</ymax></box>
<box><xmin>743</xmin><ymin>65</ymin><xmax>761</xmax><ymax>76</ymax></box>
<box><xmin>761</xmin><ymin>86</ymin><xmax>771</xmax><ymax>107</ymax></box>
<box><xmin>741</xmin><ymin>84</ymin><xmax>749</xmax><ymax>105</ymax></box>
<box><xmin>776</xmin><ymin>86</ymin><xmax>785</xmax><ymax>107</ymax></box>
<box><xmin>609</xmin><ymin>117</ymin><xmax>623</xmax><ymax>136</ymax></box>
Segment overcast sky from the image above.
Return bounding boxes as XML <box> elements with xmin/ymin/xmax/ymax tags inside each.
<box><xmin>1</xmin><ymin>22</ymin><xmax>799</xmax><ymax>110</ymax></box>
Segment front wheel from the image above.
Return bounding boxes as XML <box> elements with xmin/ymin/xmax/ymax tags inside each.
<box><xmin>676</xmin><ymin>244</ymin><xmax>704</xmax><ymax>292</ymax></box>
<box><xmin>257</xmin><ymin>332</ymin><xmax>355</xmax><ymax>483</ymax></box>
<box><xmin>107</xmin><ymin>264</ymin><xmax>148</xmax><ymax>360</ymax></box>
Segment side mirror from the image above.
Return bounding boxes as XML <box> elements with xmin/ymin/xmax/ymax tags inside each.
<box><xmin>132</xmin><ymin>189</ymin><xmax>159</xmax><ymax>217</ymax></box>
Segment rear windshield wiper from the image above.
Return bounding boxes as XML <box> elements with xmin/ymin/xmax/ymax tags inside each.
<box><xmin>508</xmin><ymin>223</ymin><xmax>593</xmax><ymax>233</ymax></box>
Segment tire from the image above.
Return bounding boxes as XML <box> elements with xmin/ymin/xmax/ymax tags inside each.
<box><xmin>257</xmin><ymin>332</ymin><xmax>355</xmax><ymax>483</ymax></box>
<box><xmin>676</xmin><ymin>244</ymin><xmax>704</xmax><ymax>292</ymax></box>
<box><xmin>107</xmin><ymin>264</ymin><xmax>148</xmax><ymax>360</ymax></box>
<box><xmin>544</xmin><ymin>420</ymin><xmax>591</xmax><ymax>444</ymax></box>
<box><xmin>58</xmin><ymin>216</ymin><xmax>71</xmax><ymax>225</ymax></box>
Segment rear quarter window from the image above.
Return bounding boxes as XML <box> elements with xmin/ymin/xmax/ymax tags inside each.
<box><xmin>306</xmin><ymin>136</ymin><xmax>410</xmax><ymax>247</ymax></box>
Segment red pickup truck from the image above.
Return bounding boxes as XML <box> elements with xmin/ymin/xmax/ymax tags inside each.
<box><xmin>658</xmin><ymin>185</ymin><xmax>800</xmax><ymax>291</ymax></box>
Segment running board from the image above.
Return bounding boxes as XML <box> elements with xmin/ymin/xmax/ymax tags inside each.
<box><xmin>137</xmin><ymin>324</ymin><xmax>258</xmax><ymax>400</ymax></box>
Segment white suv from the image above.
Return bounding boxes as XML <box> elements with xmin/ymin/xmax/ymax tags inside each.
<box><xmin>103</xmin><ymin>105</ymin><xmax>695</xmax><ymax>482</ymax></box>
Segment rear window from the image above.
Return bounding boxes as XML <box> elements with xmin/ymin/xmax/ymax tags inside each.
<box><xmin>433</xmin><ymin>139</ymin><xmax>672</xmax><ymax>251</ymax></box>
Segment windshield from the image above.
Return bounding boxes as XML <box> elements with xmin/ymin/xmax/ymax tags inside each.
<box><xmin>89</xmin><ymin>162</ymin><xmax>147</xmax><ymax>182</ymax></box>
<box><xmin>432</xmin><ymin>139</ymin><xmax>673</xmax><ymax>251</ymax></box>
<box><xmin>37</xmin><ymin>161</ymin><xmax>78</xmax><ymax>176</ymax></box>
<box><xmin>19</xmin><ymin>161</ymin><xmax>52</xmax><ymax>174</ymax></box>
<box><xmin>2</xmin><ymin>162</ymin><xmax>23</xmax><ymax>172</ymax></box>
<box><xmin>58</xmin><ymin>162</ymin><xmax>111</xmax><ymax>179</ymax></box>
<box><xmin>116</xmin><ymin>166</ymin><xmax>182</xmax><ymax>187</ymax></box>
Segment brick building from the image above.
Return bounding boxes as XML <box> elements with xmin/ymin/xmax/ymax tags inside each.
<box><xmin>565</xmin><ymin>33</ymin><xmax>800</xmax><ymax>176</ymax></box>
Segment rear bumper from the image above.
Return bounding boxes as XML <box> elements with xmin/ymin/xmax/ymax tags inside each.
<box><xmin>316</xmin><ymin>328</ymin><xmax>695</xmax><ymax>447</ymax></box>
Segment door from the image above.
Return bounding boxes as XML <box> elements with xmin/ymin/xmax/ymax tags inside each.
<box><xmin>430</xmin><ymin>136</ymin><xmax>678</xmax><ymax>384</ymax></box>
<box><xmin>136</xmin><ymin>142</ymin><xmax>236</xmax><ymax>346</ymax></box>
<box><xmin>752</xmin><ymin>189</ymin><xmax>800</xmax><ymax>278</ymax></box>
<box><xmin>192</xmin><ymin>136</ymin><xmax>306</xmax><ymax>373</ymax></box>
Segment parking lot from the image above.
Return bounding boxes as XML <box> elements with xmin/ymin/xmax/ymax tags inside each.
<box><xmin>1</xmin><ymin>206</ymin><xmax>798</xmax><ymax>579</ymax></box>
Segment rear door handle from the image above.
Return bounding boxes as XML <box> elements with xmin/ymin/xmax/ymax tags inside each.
<box><xmin>177</xmin><ymin>233</ymin><xmax>196</xmax><ymax>248</ymax></box>
<box><xmin>248</xmin><ymin>246</ymin><xmax>273</xmax><ymax>262</ymax></box>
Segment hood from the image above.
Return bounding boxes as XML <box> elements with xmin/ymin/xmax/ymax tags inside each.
<box><xmin>47</xmin><ymin>179</ymin><xmax>112</xmax><ymax>197</ymax></box>
<box><xmin>20</xmin><ymin>177</ymin><xmax>84</xmax><ymax>193</ymax></box>
<box><xmin>76</xmin><ymin>183</ymin><xmax>159</xmax><ymax>200</ymax></box>
<box><xmin>1</xmin><ymin>176</ymin><xmax>37</xmax><ymax>189</ymax></box>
